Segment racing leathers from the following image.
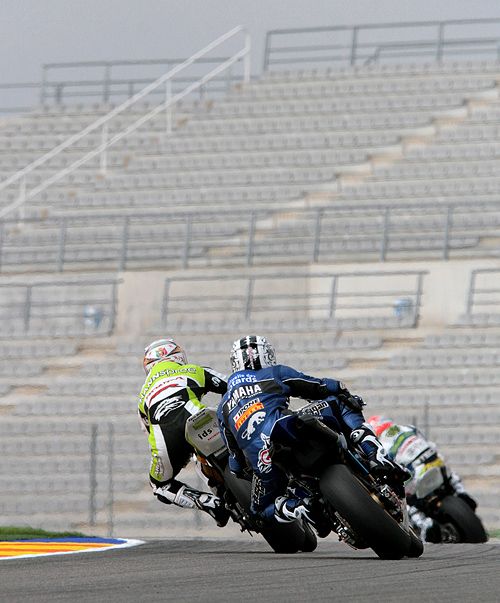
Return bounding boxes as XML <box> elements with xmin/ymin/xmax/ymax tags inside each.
<box><xmin>217</xmin><ymin>364</ymin><xmax>399</xmax><ymax>525</ymax></box>
<box><xmin>377</xmin><ymin>423</ymin><xmax>476</xmax><ymax>541</ymax></box>
<box><xmin>138</xmin><ymin>359</ymin><xmax>229</xmax><ymax>526</ymax></box>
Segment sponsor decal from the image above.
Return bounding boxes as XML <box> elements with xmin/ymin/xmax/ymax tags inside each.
<box><xmin>398</xmin><ymin>435</ymin><xmax>418</xmax><ymax>453</ymax></box>
<box><xmin>257</xmin><ymin>434</ymin><xmax>272</xmax><ymax>474</ymax></box>
<box><xmin>241</xmin><ymin>411</ymin><xmax>266</xmax><ymax>440</ymax></box>
<box><xmin>392</xmin><ymin>431</ymin><xmax>414</xmax><ymax>452</ymax></box>
<box><xmin>151</xmin><ymin>454</ymin><xmax>164</xmax><ymax>479</ymax></box>
<box><xmin>252</xmin><ymin>475</ymin><xmax>266</xmax><ymax>506</ymax></box>
<box><xmin>152</xmin><ymin>397</ymin><xmax>184</xmax><ymax>421</ymax></box>
<box><xmin>229</xmin><ymin>384</ymin><xmax>262</xmax><ymax>407</ymax></box>
<box><xmin>301</xmin><ymin>400</ymin><xmax>328</xmax><ymax>415</ymax></box>
<box><xmin>196</xmin><ymin>426</ymin><xmax>219</xmax><ymax>442</ymax></box>
<box><xmin>234</xmin><ymin>400</ymin><xmax>264</xmax><ymax>430</ymax></box>
<box><xmin>229</xmin><ymin>373</ymin><xmax>258</xmax><ymax>387</ymax></box>
<box><xmin>423</xmin><ymin>457</ymin><xmax>445</xmax><ymax>471</ymax></box>
<box><xmin>148</xmin><ymin>380</ymin><xmax>182</xmax><ymax>404</ymax></box>
<box><xmin>140</xmin><ymin>367</ymin><xmax>197</xmax><ymax>401</ymax></box>
<box><xmin>396</xmin><ymin>435</ymin><xmax>430</xmax><ymax>464</ymax></box>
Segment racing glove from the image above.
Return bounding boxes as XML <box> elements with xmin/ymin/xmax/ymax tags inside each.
<box><xmin>336</xmin><ymin>386</ymin><xmax>365</xmax><ymax>411</ymax></box>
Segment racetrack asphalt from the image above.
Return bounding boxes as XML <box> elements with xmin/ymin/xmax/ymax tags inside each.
<box><xmin>1</xmin><ymin>538</ymin><xmax>499</xmax><ymax>603</ymax></box>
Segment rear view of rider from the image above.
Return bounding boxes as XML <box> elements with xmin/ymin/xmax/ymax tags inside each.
<box><xmin>217</xmin><ymin>335</ymin><xmax>406</xmax><ymax>530</ymax></box>
<box><xmin>367</xmin><ymin>415</ymin><xmax>478</xmax><ymax>542</ymax></box>
<box><xmin>138</xmin><ymin>338</ymin><xmax>230</xmax><ymax>527</ymax></box>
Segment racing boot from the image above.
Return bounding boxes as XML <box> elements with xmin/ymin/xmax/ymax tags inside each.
<box><xmin>408</xmin><ymin>506</ymin><xmax>441</xmax><ymax>543</ymax></box>
<box><xmin>194</xmin><ymin>492</ymin><xmax>230</xmax><ymax>527</ymax></box>
<box><xmin>449</xmin><ymin>471</ymin><xmax>478</xmax><ymax>511</ymax></box>
<box><xmin>180</xmin><ymin>487</ymin><xmax>230</xmax><ymax>527</ymax></box>
<box><xmin>350</xmin><ymin>423</ymin><xmax>410</xmax><ymax>484</ymax></box>
<box><xmin>304</xmin><ymin>496</ymin><xmax>332</xmax><ymax>538</ymax></box>
<box><xmin>274</xmin><ymin>496</ymin><xmax>331</xmax><ymax>538</ymax></box>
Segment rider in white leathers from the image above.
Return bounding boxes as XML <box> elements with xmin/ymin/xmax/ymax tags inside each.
<box><xmin>367</xmin><ymin>416</ymin><xmax>477</xmax><ymax>542</ymax></box>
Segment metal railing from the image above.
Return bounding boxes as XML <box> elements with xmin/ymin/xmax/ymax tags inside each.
<box><xmin>0</xmin><ymin>26</ymin><xmax>251</xmax><ymax>221</ymax></box>
<box><xmin>0</xmin><ymin>61</ymin><xmax>247</xmax><ymax>115</ymax></box>
<box><xmin>465</xmin><ymin>268</ymin><xmax>500</xmax><ymax>316</ymax></box>
<box><xmin>263</xmin><ymin>18</ymin><xmax>500</xmax><ymax>70</ymax></box>
<box><xmin>39</xmin><ymin>57</ymin><xmax>245</xmax><ymax>106</ymax></box>
<box><xmin>0</xmin><ymin>419</ymin><xmax>217</xmax><ymax>537</ymax></box>
<box><xmin>0</xmin><ymin>277</ymin><xmax>120</xmax><ymax>335</ymax></box>
<box><xmin>0</xmin><ymin>82</ymin><xmax>42</xmax><ymax>114</ymax></box>
<box><xmin>160</xmin><ymin>270</ymin><xmax>427</xmax><ymax>330</ymax></box>
<box><xmin>0</xmin><ymin>201</ymin><xmax>497</xmax><ymax>273</ymax></box>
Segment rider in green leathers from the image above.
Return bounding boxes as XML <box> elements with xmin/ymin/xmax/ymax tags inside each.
<box><xmin>138</xmin><ymin>338</ymin><xmax>229</xmax><ymax>526</ymax></box>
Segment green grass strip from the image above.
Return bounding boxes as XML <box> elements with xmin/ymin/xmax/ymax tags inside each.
<box><xmin>0</xmin><ymin>526</ymin><xmax>88</xmax><ymax>541</ymax></box>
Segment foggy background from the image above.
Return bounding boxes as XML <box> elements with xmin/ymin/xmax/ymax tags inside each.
<box><xmin>3</xmin><ymin>0</ymin><xmax>500</xmax><ymax>85</ymax></box>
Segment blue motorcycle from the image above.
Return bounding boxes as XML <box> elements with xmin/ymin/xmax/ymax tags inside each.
<box><xmin>268</xmin><ymin>400</ymin><xmax>424</xmax><ymax>559</ymax></box>
<box><xmin>186</xmin><ymin>407</ymin><xmax>317</xmax><ymax>554</ymax></box>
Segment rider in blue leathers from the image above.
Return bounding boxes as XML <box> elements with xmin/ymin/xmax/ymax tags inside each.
<box><xmin>217</xmin><ymin>335</ymin><xmax>406</xmax><ymax>527</ymax></box>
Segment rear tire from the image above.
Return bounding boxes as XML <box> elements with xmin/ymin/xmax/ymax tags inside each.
<box><xmin>439</xmin><ymin>496</ymin><xmax>488</xmax><ymax>543</ymax></box>
<box><xmin>320</xmin><ymin>464</ymin><xmax>412</xmax><ymax>559</ymax></box>
<box><xmin>223</xmin><ymin>466</ymin><xmax>317</xmax><ymax>553</ymax></box>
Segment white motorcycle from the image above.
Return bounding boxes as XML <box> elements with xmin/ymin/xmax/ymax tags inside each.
<box><xmin>408</xmin><ymin>457</ymin><xmax>488</xmax><ymax>544</ymax></box>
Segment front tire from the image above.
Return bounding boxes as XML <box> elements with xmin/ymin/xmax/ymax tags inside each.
<box><xmin>259</xmin><ymin>520</ymin><xmax>318</xmax><ymax>554</ymax></box>
<box><xmin>407</xmin><ymin>527</ymin><xmax>424</xmax><ymax>558</ymax></box>
<box><xmin>439</xmin><ymin>496</ymin><xmax>488</xmax><ymax>543</ymax></box>
<box><xmin>320</xmin><ymin>464</ymin><xmax>412</xmax><ymax>559</ymax></box>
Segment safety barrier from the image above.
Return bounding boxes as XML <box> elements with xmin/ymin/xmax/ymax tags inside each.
<box><xmin>0</xmin><ymin>201</ymin><xmax>497</xmax><ymax>273</ymax></box>
<box><xmin>0</xmin><ymin>277</ymin><xmax>120</xmax><ymax>335</ymax></box>
<box><xmin>159</xmin><ymin>270</ymin><xmax>427</xmax><ymax>331</ymax></box>
<box><xmin>465</xmin><ymin>267</ymin><xmax>500</xmax><ymax>316</ymax></box>
<box><xmin>264</xmin><ymin>18</ymin><xmax>500</xmax><ymax>70</ymax></box>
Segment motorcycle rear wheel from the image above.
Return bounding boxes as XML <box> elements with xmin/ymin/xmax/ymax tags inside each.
<box><xmin>439</xmin><ymin>496</ymin><xmax>488</xmax><ymax>543</ymax></box>
<box><xmin>320</xmin><ymin>464</ymin><xmax>414</xmax><ymax>559</ymax></box>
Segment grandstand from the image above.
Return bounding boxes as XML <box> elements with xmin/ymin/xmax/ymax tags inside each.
<box><xmin>0</xmin><ymin>20</ymin><xmax>499</xmax><ymax>539</ymax></box>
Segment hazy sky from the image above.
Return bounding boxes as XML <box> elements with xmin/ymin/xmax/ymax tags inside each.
<box><xmin>2</xmin><ymin>0</ymin><xmax>500</xmax><ymax>84</ymax></box>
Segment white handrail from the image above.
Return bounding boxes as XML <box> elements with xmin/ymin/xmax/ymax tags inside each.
<box><xmin>0</xmin><ymin>26</ymin><xmax>250</xmax><ymax>220</ymax></box>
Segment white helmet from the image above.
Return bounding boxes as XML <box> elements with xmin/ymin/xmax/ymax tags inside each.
<box><xmin>230</xmin><ymin>335</ymin><xmax>276</xmax><ymax>372</ymax></box>
<box><xmin>143</xmin><ymin>338</ymin><xmax>187</xmax><ymax>374</ymax></box>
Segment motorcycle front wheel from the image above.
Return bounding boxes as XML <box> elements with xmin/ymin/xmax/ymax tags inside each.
<box><xmin>320</xmin><ymin>463</ymin><xmax>415</xmax><ymax>560</ymax></box>
<box><xmin>407</xmin><ymin>527</ymin><xmax>425</xmax><ymax>557</ymax></box>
